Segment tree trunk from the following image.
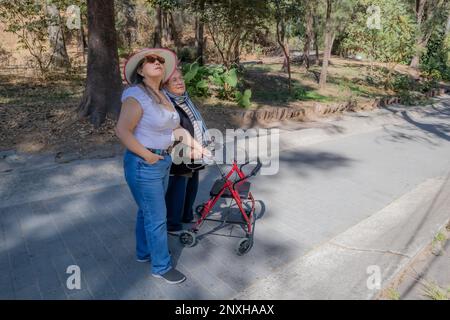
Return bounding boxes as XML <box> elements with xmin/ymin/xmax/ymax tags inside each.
<box><xmin>78</xmin><ymin>0</ymin><xmax>123</xmax><ymax>128</ymax></box>
<box><xmin>410</xmin><ymin>0</ymin><xmax>428</xmax><ymax>68</ymax></box>
<box><xmin>446</xmin><ymin>14</ymin><xmax>450</xmax><ymax>36</ymax></box>
<box><xmin>313</xmin><ymin>16</ymin><xmax>320</xmax><ymax>66</ymax></box>
<box><xmin>303</xmin><ymin>11</ymin><xmax>313</xmax><ymax>69</ymax></box>
<box><xmin>124</xmin><ymin>0</ymin><xmax>137</xmax><ymax>50</ymax></box>
<box><xmin>195</xmin><ymin>17</ymin><xmax>205</xmax><ymax>65</ymax></box>
<box><xmin>161</xmin><ymin>10</ymin><xmax>171</xmax><ymax>45</ymax></box>
<box><xmin>78</xmin><ymin>14</ymin><xmax>88</xmax><ymax>63</ymax></box>
<box><xmin>281</xmin><ymin>37</ymin><xmax>290</xmax><ymax>72</ymax></box>
<box><xmin>45</xmin><ymin>3</ymin><xmax>71</xmax><ymax>69</ymax></box>
<box><xmin>233</xmin><ymin>35</ymin><xmax>242</xmax><ymax>64</ymax></box>
<box><xmin>410</xmin><ymin>38</ymin><xmax>427</xmax><ymax>69</ymax></box>
<box><xmin>169</xmin><ymin>11</ymin><xmax>182</xmax><ymax>51</ymax></box>
<box><xmin>276</xmin><ymin>17</ymin><xmax>291</xmax><ymax>93</ymax></box>
<box><xmin>153</xmin><ymin>5</ymin><xmax>162</xmax><ymax>47</ymax></box>
<box><xmin>319</xmin><ymin>0</ymin><xmax>333</xmax><ymax>89</ymax></box>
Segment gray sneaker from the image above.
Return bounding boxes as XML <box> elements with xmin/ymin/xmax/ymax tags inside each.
<box><xmin>152</xmin><ymin>268</ymin><xmax>186</xmax><ymax>284</ymax></box>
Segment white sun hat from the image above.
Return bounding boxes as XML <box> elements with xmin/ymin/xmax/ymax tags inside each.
<box><xmin>123</xmin><ymin>48</ymin><xmax>177</xmax><ymax>85</ymax></box>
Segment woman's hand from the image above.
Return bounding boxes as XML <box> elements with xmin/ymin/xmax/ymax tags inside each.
<box><xmin>190</xmin><ymin>147</ymin><xmax>212</xmax><ymax>160</ymax></box>
<box><xmin>144</xmin><ymin>151</ymin><xmax>164</xmax><ymax>164</ymax></box>
<box><xmin>202</xmin><ymin>147</ymin><xmax>212</xmax><ymax>158</ymax></box>
<box><xmin>190</xmin><ymin>148</ymin><xmax>203</xmax><ymax>160</ymax></box>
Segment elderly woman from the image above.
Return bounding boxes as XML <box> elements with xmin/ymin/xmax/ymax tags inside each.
<box><xmin>115</xmin><ymin>48</ymin><xmax>209</xmax><ymax>285</ymax></box>
<box><xmin>163</xmin><ymin>69</ymin><xmax>210</xmax><ymax>235</ymax></box>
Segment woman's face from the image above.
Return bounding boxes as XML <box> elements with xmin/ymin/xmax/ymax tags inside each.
<box><xmin>165</xmin><ymin>70</ymin><xmax>186</xmax><ymax>96</ymax></box>
<box><xmin>138</xmin><ymin>55</ymin><xmax>165</xmax><ymax>82</ymax></box>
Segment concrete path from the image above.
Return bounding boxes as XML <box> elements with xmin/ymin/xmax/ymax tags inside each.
<box><xmin>1</xmin><ymin>95</ymin><xmax>450</xmax><ymax>299</ymax></box>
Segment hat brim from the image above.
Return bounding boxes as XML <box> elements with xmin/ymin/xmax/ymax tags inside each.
<box><xmin>123</xmin><ymin>48</ymin><xmax>177</xmax><ymax>85</ymax></box>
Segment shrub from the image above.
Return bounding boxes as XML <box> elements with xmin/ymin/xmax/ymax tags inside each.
<box><xmin>182</xmin><ymin>62</ymin><xmax>252</xmax><ymax>108</ymax></box>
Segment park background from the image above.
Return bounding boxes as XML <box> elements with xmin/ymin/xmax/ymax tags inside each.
<box><xmin>0</xmin><ymin>0</ymin><xmax>449</xmax><ymax>159</ymax></box>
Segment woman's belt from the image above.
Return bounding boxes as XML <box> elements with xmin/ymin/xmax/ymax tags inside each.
<box><xmin>147</xmin><ymin>147</ymin><xmax>172</xmax><ymax>156</ymax></box>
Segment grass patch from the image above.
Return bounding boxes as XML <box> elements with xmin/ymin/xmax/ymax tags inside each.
<box><xmin>422</xmin><ymin>282</ymin><xmax>448</xmax><ymax>300</ymax></box>
<box><xmin>432</xmin><ymin>232</ymin><xmax>447</xmax><ymax>245</ymax></box>
<box><xmin>328</xmin><ymin>76</ymin><xmax>376</xmax><ymax>98</ymax></box>
<box><xmin>290</xmin><ymin>87</ymin><xmax>332</xmax><ymax>103</ymax></box>
<box><xmin>385</xmin><ymin>288</ymin><xmax>401</xmax><ymax>300</ymax></box>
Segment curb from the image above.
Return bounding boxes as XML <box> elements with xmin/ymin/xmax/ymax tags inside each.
<box><xmin>235</xmin><ymin>87</ymin><xmax>449</xmax><ymax>127</ymax></box>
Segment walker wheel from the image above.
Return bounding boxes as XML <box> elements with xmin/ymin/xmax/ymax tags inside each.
<box><xmin>179</xmin><ymin>231</ymin><xmax>197</xmax><ymax>247</ymax></box>
<box><xmin>235</xmin><ymin>238</ymin><xmax>253</xmax><ymax>256</ymax></box>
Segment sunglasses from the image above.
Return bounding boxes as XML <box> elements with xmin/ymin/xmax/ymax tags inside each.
<box><xmin>143</xmin><ymin>54</ymin><xmax>165</xmax><ymax>64</ymax></box>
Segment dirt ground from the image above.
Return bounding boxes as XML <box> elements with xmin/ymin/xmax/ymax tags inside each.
<box><xmin>0</xmin><ymin>69</ymin><xmax>241</xmax><ymax>160</ymax></box>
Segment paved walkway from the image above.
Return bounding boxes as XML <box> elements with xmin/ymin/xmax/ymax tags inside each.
<box><xmin>1</xmin><ymin>96</ymin><xmax>450</xmax><ymax>299</ymax></box>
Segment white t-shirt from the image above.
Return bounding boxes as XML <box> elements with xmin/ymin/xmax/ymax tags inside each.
<box><xmin>121</xmin><ymin>85</ymin><xmax>180</xmax><ymax>150</ymax></box>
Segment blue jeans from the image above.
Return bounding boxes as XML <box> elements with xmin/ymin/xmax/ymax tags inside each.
<box><xmin>166</xmin><ymin>171</ymin><xmax>199</xmax><ymax>231</ymax></box>
<box><xmin>123</xmin><ymin>149</ymin><xmax>172</xmax><ymax>275</ymax></box>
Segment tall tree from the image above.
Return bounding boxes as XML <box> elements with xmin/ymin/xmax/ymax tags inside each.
<box><xmin>78</xmin><ymin>0</ymin><xmax>123</xmax><ymax>127</ymax></box>
<box><xmin>274</xmin><ymin>0</ymin><xmax>292</xmax><ymax>92</ymax></box>
<box><xmin>302</xmin><ymin>2</ymin><xmax>314</xmax><ymax>69</ymax></box>
<box><xmin>116</xmin><ymin>0</ymin><xmax>137</xmax><ymax>50</ymax></box>
<box><xmin>45</xmin><ymin>1</ymin><xmax>71</xmax><ymax>69</ymax></box>
<box><xmin>319</xmin><ymin>0</ymin><xmax>333</xmax><ymax>89</ymax></box>
<box><xmin>153</xmin><ymin>4</ymin><xmax>163</xmax><ymax>47</ymax></box>
<box><xmin>410</xmin><ymin>0</ymin><xmax>447</xmax><ymax>68</ymax></box>
<box><xmin>318</xmin><ymin>0</ymin><xmax>355</xmax><ymax>88</ymax></box>
<box><xmin>200</xmin><ymin>0</ymin><xmax>269</xmax><ymax>67</ymax></box>
<box><xmin>313</xmin><ymin>15</ymin><xmax>321</xmax><ymax>65</ymax></box>
<box><xmin>149</xmin><ymin>0</ymin><xmax>181</xmax><ymax>48</ymax></box>
<box><xmin>194</xmin><ymin>0</ymin><xmax>206</xmax><ymax>65</ymax></box>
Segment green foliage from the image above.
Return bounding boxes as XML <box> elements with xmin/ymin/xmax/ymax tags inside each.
<box><xmin>181</xmin><ymin>62</ymin><xmax>252</xmax><ymax>108</ymax></box>
<box><xmin>291</xmin><ymin>87</ymin><xmax>330</xmax><ymax>102</ymax></box>
<box><xmin>235</xmin><ymin>89</ymin><xmax>252</xmax><ymax>108</ymax></box>
<box><xmin>390</xmin><ymin>74</ymin><xmax>415</xmax><ymax>92</ymax></box>
<box><xmin>147</xmin><ymin>0</ymin><xmax>181</xmax><ymax>10</ymax></box>
<box><xmin>198</xmin><ymin>0</ymin><xmax>270</xmax><ymax>67</ymax></box>
<box><xmin>177</xmin><ymin>47</ymin><xmax>197</xmax><ymax>63</ymax></box>
<box><xmin>388</xmin><ymin>73</ymin><xmax>437</xmax><ymax>105</ymax></box>
<box><xmin>181</xmin><ymin>62</ymin><xmax>210</xmax><ymax>97</ymax></box>
<box><xmin>341</xmin><ymin>0</ymin><xmax>416</xmax><ymax>65</ymax></box>
<box><xmin>420</xmin><ymin>25</ymin><xmax>450</xmax><ymax>81</ymax></box>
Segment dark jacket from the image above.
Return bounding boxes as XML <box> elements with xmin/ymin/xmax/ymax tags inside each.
<box><xmin>170</xmin><ymin>104</ymin><xmax>205</xmax><ymax>176</ymax></box>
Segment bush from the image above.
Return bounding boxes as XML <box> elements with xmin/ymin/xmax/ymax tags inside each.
<box><xmin>390</xmin><ymin>74</ymin><xmax>415</xmax><ymax>92</ymax></box>
<box><xmin>177</xmin><ymin>47</ymin><xmax>197</xmax><ymax>63</ymax></box>
<box><xmin>182</xmin><ymin>62</ymin><xmax>252</xmax><ymax>108</ymax></box>
<box><xmin>420</xmin><ymin>27</ymin><xmax>450</xmax><ymax>82</ymax></box>
<box><xmin>397</xmin><ymin>91</ymin><xmax>421</xmax><ymax>105</ymax></box>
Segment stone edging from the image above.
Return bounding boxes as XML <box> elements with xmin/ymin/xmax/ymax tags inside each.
<box><xmin>235</xmin><ymin>87</ymin><xmax>448</xmax><ymax>126</ymax></box>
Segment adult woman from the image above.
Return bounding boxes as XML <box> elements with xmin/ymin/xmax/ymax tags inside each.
<box><xmin>163</xmin><ymin>69</ymin><xmax>210</xmax><ymax>234</ymax></box>
<box><xmin>115</xmin><ymin>48</ymin><xmax>208</xmax><ymax>284</ymax></box>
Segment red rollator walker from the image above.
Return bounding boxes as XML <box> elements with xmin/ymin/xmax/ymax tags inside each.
<box><xmin>179</xmin><ymin>154</ymin><xmax>262</xmax><ymax>256</ymax></box>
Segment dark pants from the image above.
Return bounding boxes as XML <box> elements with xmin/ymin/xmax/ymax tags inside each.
<box><xmin>165</xmin><ymin>171</ymin><xmax>199</xmax><ymax>231</ymax></box>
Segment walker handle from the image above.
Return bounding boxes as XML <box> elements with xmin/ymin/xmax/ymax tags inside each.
<box><xmin>248</xmin><ymin>157</ymin><xmax>262</xmax><ymax>178</ymax></box>
<box><xmin>232</xmin><ymin>157</ymin><xmax>262</xmax><ymax>191</ymax></box>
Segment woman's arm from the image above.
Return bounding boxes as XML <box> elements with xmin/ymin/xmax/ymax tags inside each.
<box><xmin>115</xmin><ymin>98</ymin><xmax>164</xmax><ymax>164</ymax></box>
